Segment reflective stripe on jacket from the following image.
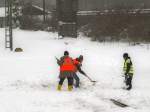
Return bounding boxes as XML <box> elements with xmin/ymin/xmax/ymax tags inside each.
<box><xmin>60</xmin><ymin>56</ymin><xmax>74</xmax><ymax>71</ymax></box>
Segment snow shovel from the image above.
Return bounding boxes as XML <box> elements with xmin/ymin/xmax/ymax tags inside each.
<box><xmin>110</xmin><ymin>99</ymin><xmax>128</xmax><ymax>108</ymax></box>
<box><xmin>85</xmin><ymin>75</ymin><xmax>97</xmax><ymax>85</ymax></box>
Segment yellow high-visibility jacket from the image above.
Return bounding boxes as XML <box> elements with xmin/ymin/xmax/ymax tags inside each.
<box><xmin>123</xmin><ymin>58</ymin><xmax>134</xmax><ymax>75</ymax></box>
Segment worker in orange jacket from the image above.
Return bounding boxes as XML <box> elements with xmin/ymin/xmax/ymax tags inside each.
<box><xmin>57</xmin><ymin>51</ymin><xmax>74</xmax><ymax>91</ymax></box>
<box><xmin>73</xmin><ymin>55</ymin><xmax>87</xmax><ymax>88</ymax></box>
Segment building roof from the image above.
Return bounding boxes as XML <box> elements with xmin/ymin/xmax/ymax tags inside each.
<box><xmin>78</xmin><ymin>9</ymin><xmax>150</xmax><ymax>15</ymax></box>
<box><xmin>0</xmin><ymin>5</ymin><xmax>51</xmax><ymax>17</ymax></box>
<box><xmin>0</xmin><ymin>7</ymin><xmax>5</xmax><ymax>17</ymax></box>
<box><xmin>32</xmin><ymin>5</ymin><xmax>51</xmax><ymax>14</ymax></box>
<box><xmin>22</xmin><ymin>4</ymin><xmax>51</xmax><ymax>15</ymax></box>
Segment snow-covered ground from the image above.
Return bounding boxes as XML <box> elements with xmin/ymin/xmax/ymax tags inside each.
<box><xmin>0</xmin><ymin>28</ymin><xmax>150</xmax><ymax>112</ymax></box>
<box><xmin>0</xmin><ymin>7</ymin><xmax>5</xmax><ymax>17</ymax></box>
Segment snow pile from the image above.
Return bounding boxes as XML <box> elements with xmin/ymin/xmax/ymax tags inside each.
<box><xmin>0</xmin><ymin>28</ymin><xmax>150</xmax><ymax>112</ymax></box>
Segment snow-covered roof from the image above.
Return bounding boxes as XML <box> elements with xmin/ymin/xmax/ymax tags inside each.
<box><xmin>0</xmin><ymin>7</ymin><xmax>5</xmax><ymax>17</ymax></box>
<box><xmin>78</xmin><ymin>9</ymin><xmax>150</xmax><ymax>15</ymax></box>
<box><xmin>32</xmin><ymin>5</ymin><xmax>51</xmax><ymax>14</ymax></box>
<box><xmin>77</xmin><ymin>11</ymin><xmax>100</xmax><ymax>15</ymax></box>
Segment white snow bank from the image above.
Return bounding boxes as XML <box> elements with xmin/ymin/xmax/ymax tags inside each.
<box><xmin>0</xmin><ymin>28</ymin><xmax>150</xmax><ymax>112</ymax></box>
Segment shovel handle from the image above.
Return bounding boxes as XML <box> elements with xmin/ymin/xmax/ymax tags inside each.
<box><xmin>86</xmin><ymin>75</ymin><xmax>96</xmax><ymax>82</ymax></box>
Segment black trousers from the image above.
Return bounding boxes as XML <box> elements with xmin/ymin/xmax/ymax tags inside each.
<box><xmin>125</xmin><ymin>75</ymin><xmax>133</xmax><ymax>90</ymax></box>
<box><xmin>73</xmin><ymin>73</ymin><xmax>80</xmax><ymax>88</ymax></box>
<box><xmin>59</xmin><ymin>77</ymin><xmax>73</xmax><ymax>86</ymax></box>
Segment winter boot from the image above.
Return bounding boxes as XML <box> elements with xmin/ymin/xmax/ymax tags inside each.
<box><xmin>57</xmin><ymin>84</ymin><xmax>62</xmax><ymax>91</ymax></box>
<box><xmin>126</xmin><ymin>85</ymin><xmax>132</xmax><ymax>90</ymax></box>
<box><xmin>68</xmin><ymin>85</ymin><xmax>73</xmax><ymax>91</ymax></box>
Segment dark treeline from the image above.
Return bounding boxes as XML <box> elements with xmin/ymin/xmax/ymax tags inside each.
<box><xmin>79</xmin><ymin>0</ymin><xmax>150</xmax><ymax>10</ymax></box>
<box><xmin>78</xmin><ymin>13</ymin><xmax>150</xmax><ymax>42</ymax></box>
<box><xmin>1</xmin><ymin>0</ymin><xmax>150</xmax><ymax>10</ymax></box>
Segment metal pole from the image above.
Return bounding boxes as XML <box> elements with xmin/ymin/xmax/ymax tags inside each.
<box><xmin>5</xmin><ymin>0</ymin><xmax>13</xmax><ymax>51</ymax></box>
<box><xmin>43</xmin><ymin>0</ymin><xmax>46</xmax><ymax>22</ymax></box>
<box><xmin>5</xmin><ymin>0</ymin><xmax>7</xmax><ymax>27</ymax></box>
<box><xmin>10</xmin><ymin>0</ymin><xmax>13</xmax><ymax>51</ymax></box>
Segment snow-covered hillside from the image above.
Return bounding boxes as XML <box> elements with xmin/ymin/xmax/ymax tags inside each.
<box><xmin>0</xmin><ymin>28</ymin><xmax>150</xmax><ymax>112</ymax></box>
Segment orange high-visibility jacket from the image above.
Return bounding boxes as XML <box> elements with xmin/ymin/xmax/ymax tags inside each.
<box><xmin>60</xmin><ymin>56</ymin><xmax>75</xmax><ymax>72</ymax></box>
<box><xmin>73</xmin><ymin>59</ymin><xmax>80</xmax><ymax>72</ymax></box>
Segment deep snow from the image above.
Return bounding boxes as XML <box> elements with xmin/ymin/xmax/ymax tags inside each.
<box><xmin>0</xmin><ymin>28</ymin><xmax>150</xmax><ymax>112</ymax></box>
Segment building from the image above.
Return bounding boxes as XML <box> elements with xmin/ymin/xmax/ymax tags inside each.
<box><xmin>56</xmin><ymin>0</ymin><xmax>78</xmax><ymax>37</ymax></box>
<box><xmin>22</xmin><ymin>3</ymin><xmax>51</xmax><ymax>21</ymax></box>
<box><xmin>19</xmin><ymin>3</ymin><xmax>52</xmax><ymax>30</ymax></box>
